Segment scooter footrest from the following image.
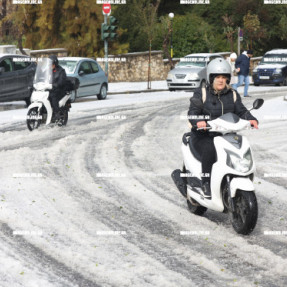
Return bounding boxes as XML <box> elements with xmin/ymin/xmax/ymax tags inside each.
<box><xmin>187</xmin><ymin>177</ymin><xmax>202</xmax><ymax>188</ymax></box>
<box><xmin>171</xmin><ymin>169</ymin><xmax>187</xmax><ymax>197</ymax></box>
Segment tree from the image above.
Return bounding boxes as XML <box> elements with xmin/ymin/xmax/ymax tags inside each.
<box><xmin>243</xmin><ymin>11</ymin><xmax>260</xmax><ymax>50</ymax></box>
<box><xmin>0</xmin><ymin>0</ymin><xmax>128</xmax><ymax>57</ymax></box>
<box><xmin>278</xmin><ymin>15</ymin><xmax>287</xmax><ymax>41</ymax></box>
<box><xmin>222</xmin><ymin>14</ymin><xmax>236</xmax><ymax>52</ymax></box>
<box><xmin>160</xmin><ymin>16</ymin><xmax>174</xmax><ymax>69</ymax></box>
<box><xmin>133</xmin><ymin>0</ymin><xmax>161</xmax><ymax>89</ymax></box>
<box><xmin>0</xmin><ymin>4</ymin><xmax>39</xmax><ymax>54</ymax></box>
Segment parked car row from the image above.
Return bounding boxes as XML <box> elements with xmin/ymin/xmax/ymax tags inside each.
<box><xmin>1</xmin><ymin>49</ymin><xmax>287</xmax><ymax>104</ymax></box>
<box><xmin>0</xmin><ymin>55</ymin><xmax>108</xmax><ymax>104</ymax></box>
<box><xmin>166</xmin><ymin>49</ymin><xmax>287</xmax><ymax>91</ymax></box>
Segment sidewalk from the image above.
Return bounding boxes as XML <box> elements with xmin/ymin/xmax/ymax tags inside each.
<box><xmin>108</xmin><ymin>80</ymin><xmax>287</xmax><ymax>96</ymax></box>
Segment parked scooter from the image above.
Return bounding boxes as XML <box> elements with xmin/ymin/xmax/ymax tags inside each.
<box><xmin>26</xmin><ymin>58</ymin><xmax>78</xmax><ymax>131</ymax></box>
<box><xmin>172</xmin><ymin>98</ymin><xmax>264</xmax><ymax>235</ymax></box>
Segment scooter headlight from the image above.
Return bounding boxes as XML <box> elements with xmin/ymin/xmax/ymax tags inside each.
<box><xmin>226</xmin><ymin>148</ymin><xmax>253</xmax><ymax>173</ymax></box>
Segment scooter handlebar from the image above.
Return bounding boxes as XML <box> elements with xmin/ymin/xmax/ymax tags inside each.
<box><xmin>196</xmin><ymin>123</ymin><xmax>211</xmax><ymax>131</ymax></box>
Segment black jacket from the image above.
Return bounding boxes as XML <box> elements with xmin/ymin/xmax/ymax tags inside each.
<box><xmin>235</xmin><ymin>53</ymin><xmax>250</xmax><ymax>76</ymax></box>
<box><xmin>51</xmin><ymin>65</ymin><xmax>67</xmax><ymax>98</ymax></box>
<box><xmin>188</xmin><ymin>85</ymin><xmax>257</xmax><ymax>134</ymax></box>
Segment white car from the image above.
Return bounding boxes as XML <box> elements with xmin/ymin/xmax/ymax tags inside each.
<box><xmin>166</xmin><ymin>53</ymin><xmax>223</xmax><ymax>91</ymax></box>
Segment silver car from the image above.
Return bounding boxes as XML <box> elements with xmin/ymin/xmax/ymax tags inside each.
<box><xmin>166</xmin><ymin>53</ymin><xmax>223</xmax><ymax>91</ymax></box>
<box><xmin>58</xmin><ymin>57</ymin><xmax>108</xmax><ymax>102</ymax></box>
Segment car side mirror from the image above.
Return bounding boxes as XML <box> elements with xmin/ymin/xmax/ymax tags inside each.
<box><xmin>79</xmin><ymin>70</ymin><xmax>84</xmax><ymax>76</ymax></box>
<box><xmin>0</xmin><ymin>67</ymin><xmax>5</xmax><ymax>74</ymax></box>
<box><xmin>253</xmin><ymin>98</ymin><xmax>264</xmax><ymax>110</ymax></box>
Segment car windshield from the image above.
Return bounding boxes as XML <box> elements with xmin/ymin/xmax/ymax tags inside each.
<box><xmin>260</xmin><ymin>54</ymin><xmax>287</xmax><ymax>65</ymax></box>
<box><xmin>58</xmin><ymin>60</ymin><xmax>78</xmax><ymax>74</ymax></box>
<box><xmin>176</xmin><ymin>57</ymin><xmax>209</xmax><ymax>68</ymax></box>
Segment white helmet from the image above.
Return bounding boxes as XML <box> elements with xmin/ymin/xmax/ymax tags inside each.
<box><xmin>230</xmin><ymin>52</ymin><xmax>237</xmax><ymax>59</ymax></box>
<box><xmin>207</xmin><ymin>58</ymin><xmax>232</xmax><ymax>84</ymax></box>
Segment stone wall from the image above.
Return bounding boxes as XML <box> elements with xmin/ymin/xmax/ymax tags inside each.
<box><xmin>97</xmin><ymin>51</ymin><xmax>176</xmax><ymax>83</ymax></box>
<box><xmin>97</xmin><ymin>51</ymin><xmax>238</xmax><ymax>83</ymax></box>
<box><xmin>30</xmin><ymin>48</ymin><xmax>68</xmax><ymax>58</ymax></box>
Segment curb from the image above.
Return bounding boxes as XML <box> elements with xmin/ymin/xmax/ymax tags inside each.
<box><xmin>108</xmin><ymin>88</ymin><xmax>168</xmax><ymax>95</ymax></box>
<box><xmin>108</xmin><ymin>87</ymin><xmax>287</xmax><ymax>96</ymax></box>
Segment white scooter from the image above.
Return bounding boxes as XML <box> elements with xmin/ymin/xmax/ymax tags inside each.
<box><xmin>26</xmin><ymin>58</ymin><xmax>78</xmax><ymax>131</ymax></box>
<box><xmin>172</xmin><ymin>98</ymin><xmax>264</xmax><ymax>235</ymax></box>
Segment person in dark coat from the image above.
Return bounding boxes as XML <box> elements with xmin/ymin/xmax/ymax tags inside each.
<box><xmin>48</xmin><ymin>55</ymin><xmax>67</xmax><ymax>117</ymax></box>
<box><xmin>232</xmin><ymin>50</ymin><xmax>253</xmax><ymax>97</ymax></box>
<box><xmin>188</xmin><ymin>58</ymin><xmax>258</xmax><ymax>198</ymax></box>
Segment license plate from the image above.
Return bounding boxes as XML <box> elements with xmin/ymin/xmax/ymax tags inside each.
<box><xmin>259</xmin><ymin>76</ymin><xmax>270</xmax><ymax>79</ymax></box>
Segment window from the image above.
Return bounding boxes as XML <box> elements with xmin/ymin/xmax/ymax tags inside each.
<box><xmin>59</xmin><ymin>60</ymin><xmax>77</xmax><ymax>74</ymax></box>
<box><xmin>91</xmin><ymin>62</ymin><xmax>99</xmax><ymax>73</ymax></box>
<box><xmin>0</xmin><ymin>58</ymin><xmax>13</xmax><ymax>72</ymax></box>
<box><xmin>14</xmin><ymin>58</ymin><xmax>30</xmax><ymax>71</ymax></box>
<box><xmin>78</xmin><ymin>62</ymin><xmax>92</xmax><ymax>75</ymax></box>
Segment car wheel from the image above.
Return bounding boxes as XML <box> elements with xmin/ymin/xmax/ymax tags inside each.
<box><xmin>254</xmin><ymin>83</ymin><xmax>260</xmax><ymax>86</ymax></box>
<box><xmin>283</xmin><ymin>77</ymin><xmax>287</xmax><ymax>86</ymax></box>
<box><xmin>200</xmin><ymin>80</ymin><xmax>206</xmax><ymax>89</ymax></box>
<box><xmin>169</xmin><ymin>88</ymin><xmax>175</xmax><ymax>92</ymax></box>
<box><xmin>97</xmin><ymin>84</ymin><xmax>107</xmax><ymax>100</ymax></box>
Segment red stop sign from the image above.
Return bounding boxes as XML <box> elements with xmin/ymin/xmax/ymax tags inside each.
<box><xmin>102</xmin><ymin>4</ymin><xmax>111</xmax><ymax>15</ymax></box>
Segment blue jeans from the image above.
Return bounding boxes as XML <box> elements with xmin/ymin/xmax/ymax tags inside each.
<box><xmin>232</xmin><ymin>75</ymin><xmax>249</xmax><ymax>97</ymax></box>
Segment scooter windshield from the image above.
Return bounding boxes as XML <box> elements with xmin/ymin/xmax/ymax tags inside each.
<box><xmin>218</xmin><ymin>113</ymin><xmax>240</xmax><ymax>123</ymax></box>
<box><xmin>33</xmin><ymin>58</ymin><xmax>53</xmax><ymax>85</ymax></box>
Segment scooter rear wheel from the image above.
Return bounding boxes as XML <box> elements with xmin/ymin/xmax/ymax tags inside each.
<box><xmin>187</xmin><ymin>199</ymin><xmax>207</xmax><ymax>216</ymax></box>
<box><xmin>231</xmin><ymin>190</ymin><xmax>258</xmax><ymax>235</ymax></box>
<box><xmin>27</xmin><ymin>107</ymin><xmax>41</xmax><ymax>131</ymax></box>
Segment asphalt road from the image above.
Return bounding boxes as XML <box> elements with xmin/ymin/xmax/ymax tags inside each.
<box><xmin>0</xmin><ymin>91</ymin><xmax>286</xmax><ymax>287</ymax></box>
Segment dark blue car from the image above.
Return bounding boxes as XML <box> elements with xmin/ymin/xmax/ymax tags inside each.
<box><xmin>252</xmin><ymin>49</ymin><xmax>287</xmax><ymax>86</ymax></box>
<box><xmin>0</xmin><ymin>54</ymin><xmax>36</xmax><ymax>105</ymax></box>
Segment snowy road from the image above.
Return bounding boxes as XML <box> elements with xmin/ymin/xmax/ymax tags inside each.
<box><xmin>0</xmin><ymin>90</ymin><xmax>287</xmax><ymax>287</ymax></box>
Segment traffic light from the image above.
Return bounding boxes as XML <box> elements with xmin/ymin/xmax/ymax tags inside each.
<box><xmin>101</xmin><ymin>23</ymin><xmax>110</xmax><ymax>41</ymax></box>
<box><xmin>109</xmin><ymin>16</ymin><xmax>118</xmax><ymax>40</ymax></box>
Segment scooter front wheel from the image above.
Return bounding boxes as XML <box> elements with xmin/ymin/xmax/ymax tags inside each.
<box><xmin>187</xmin><ymin>199</ymin><xmax>207</xmax><ymax>216</ymax></box>
<box><xmin>27</xmin><ymin>107</ymin><xmax>41</xmax><ymax>131</ymax></box>
<box><xmin>231</xmin><ymin>190</ymin><xmax>258</xmax><ymax>235</ymax></box>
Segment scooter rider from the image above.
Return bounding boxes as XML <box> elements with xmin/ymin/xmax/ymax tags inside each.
<box><xmin>48</xmin><ymin>55</ymin><xmax>67</xmax><ymax>119</ymax></box>
<box><xmin>188</xmin><ymin>58</ymin><xmax>258</xmax><ymax>199</ymax></box>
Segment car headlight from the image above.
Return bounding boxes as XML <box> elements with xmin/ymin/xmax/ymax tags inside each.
<box><xmin>188</xmin><ymin>73</ymin><xmax>199</xmax><ymax>80</ymax></box>
<box><xmin>274</xmin><ymin>68</ymin><xmax>282</xmax><ymax>74</ymax></box>
<box><xmin>253</xmin><ymin>68</ymin><xmax>258</xmax><ymax>73</ymax></box>
<box><xmin>167</xmin><ymin>73</ymin><xmax>173</xmax><ymax>79</ymax></box>
<box><xmin>226</xmin><ymin>148</ymin><xmax>253</xmax><ymax>173</ymax></box>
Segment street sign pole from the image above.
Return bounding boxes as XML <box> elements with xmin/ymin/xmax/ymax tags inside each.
<box><xmin>238</xmin><ymin>27</ymin><xmax>240</xmax><ymax>56</ymax></box>
<box><xmin>104</xmin><ymin>13</ymin><xmax>108</xmax><ymax>77</ymax></box>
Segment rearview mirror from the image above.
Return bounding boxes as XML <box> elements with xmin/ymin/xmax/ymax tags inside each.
<box><xmin>253</xmin><ymin>98</ymin><xmax>264</xmax><ymax>110</ymax></box>
<box><xmin>79</xmin><ymin>70</ymin><xmax>84</xmax><ymax>76</ymax></box>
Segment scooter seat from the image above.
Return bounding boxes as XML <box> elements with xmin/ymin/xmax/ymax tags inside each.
<box><xmin>189</xmin><ymin>136</ymin><xmax>202</xmax><ymax>162</ymax></box>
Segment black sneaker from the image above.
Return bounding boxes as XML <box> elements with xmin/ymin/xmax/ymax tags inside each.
<box><xmin>200</xmin><ymin>182</ymin><xmax>211</xmax><ymax>199</ymax></box>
